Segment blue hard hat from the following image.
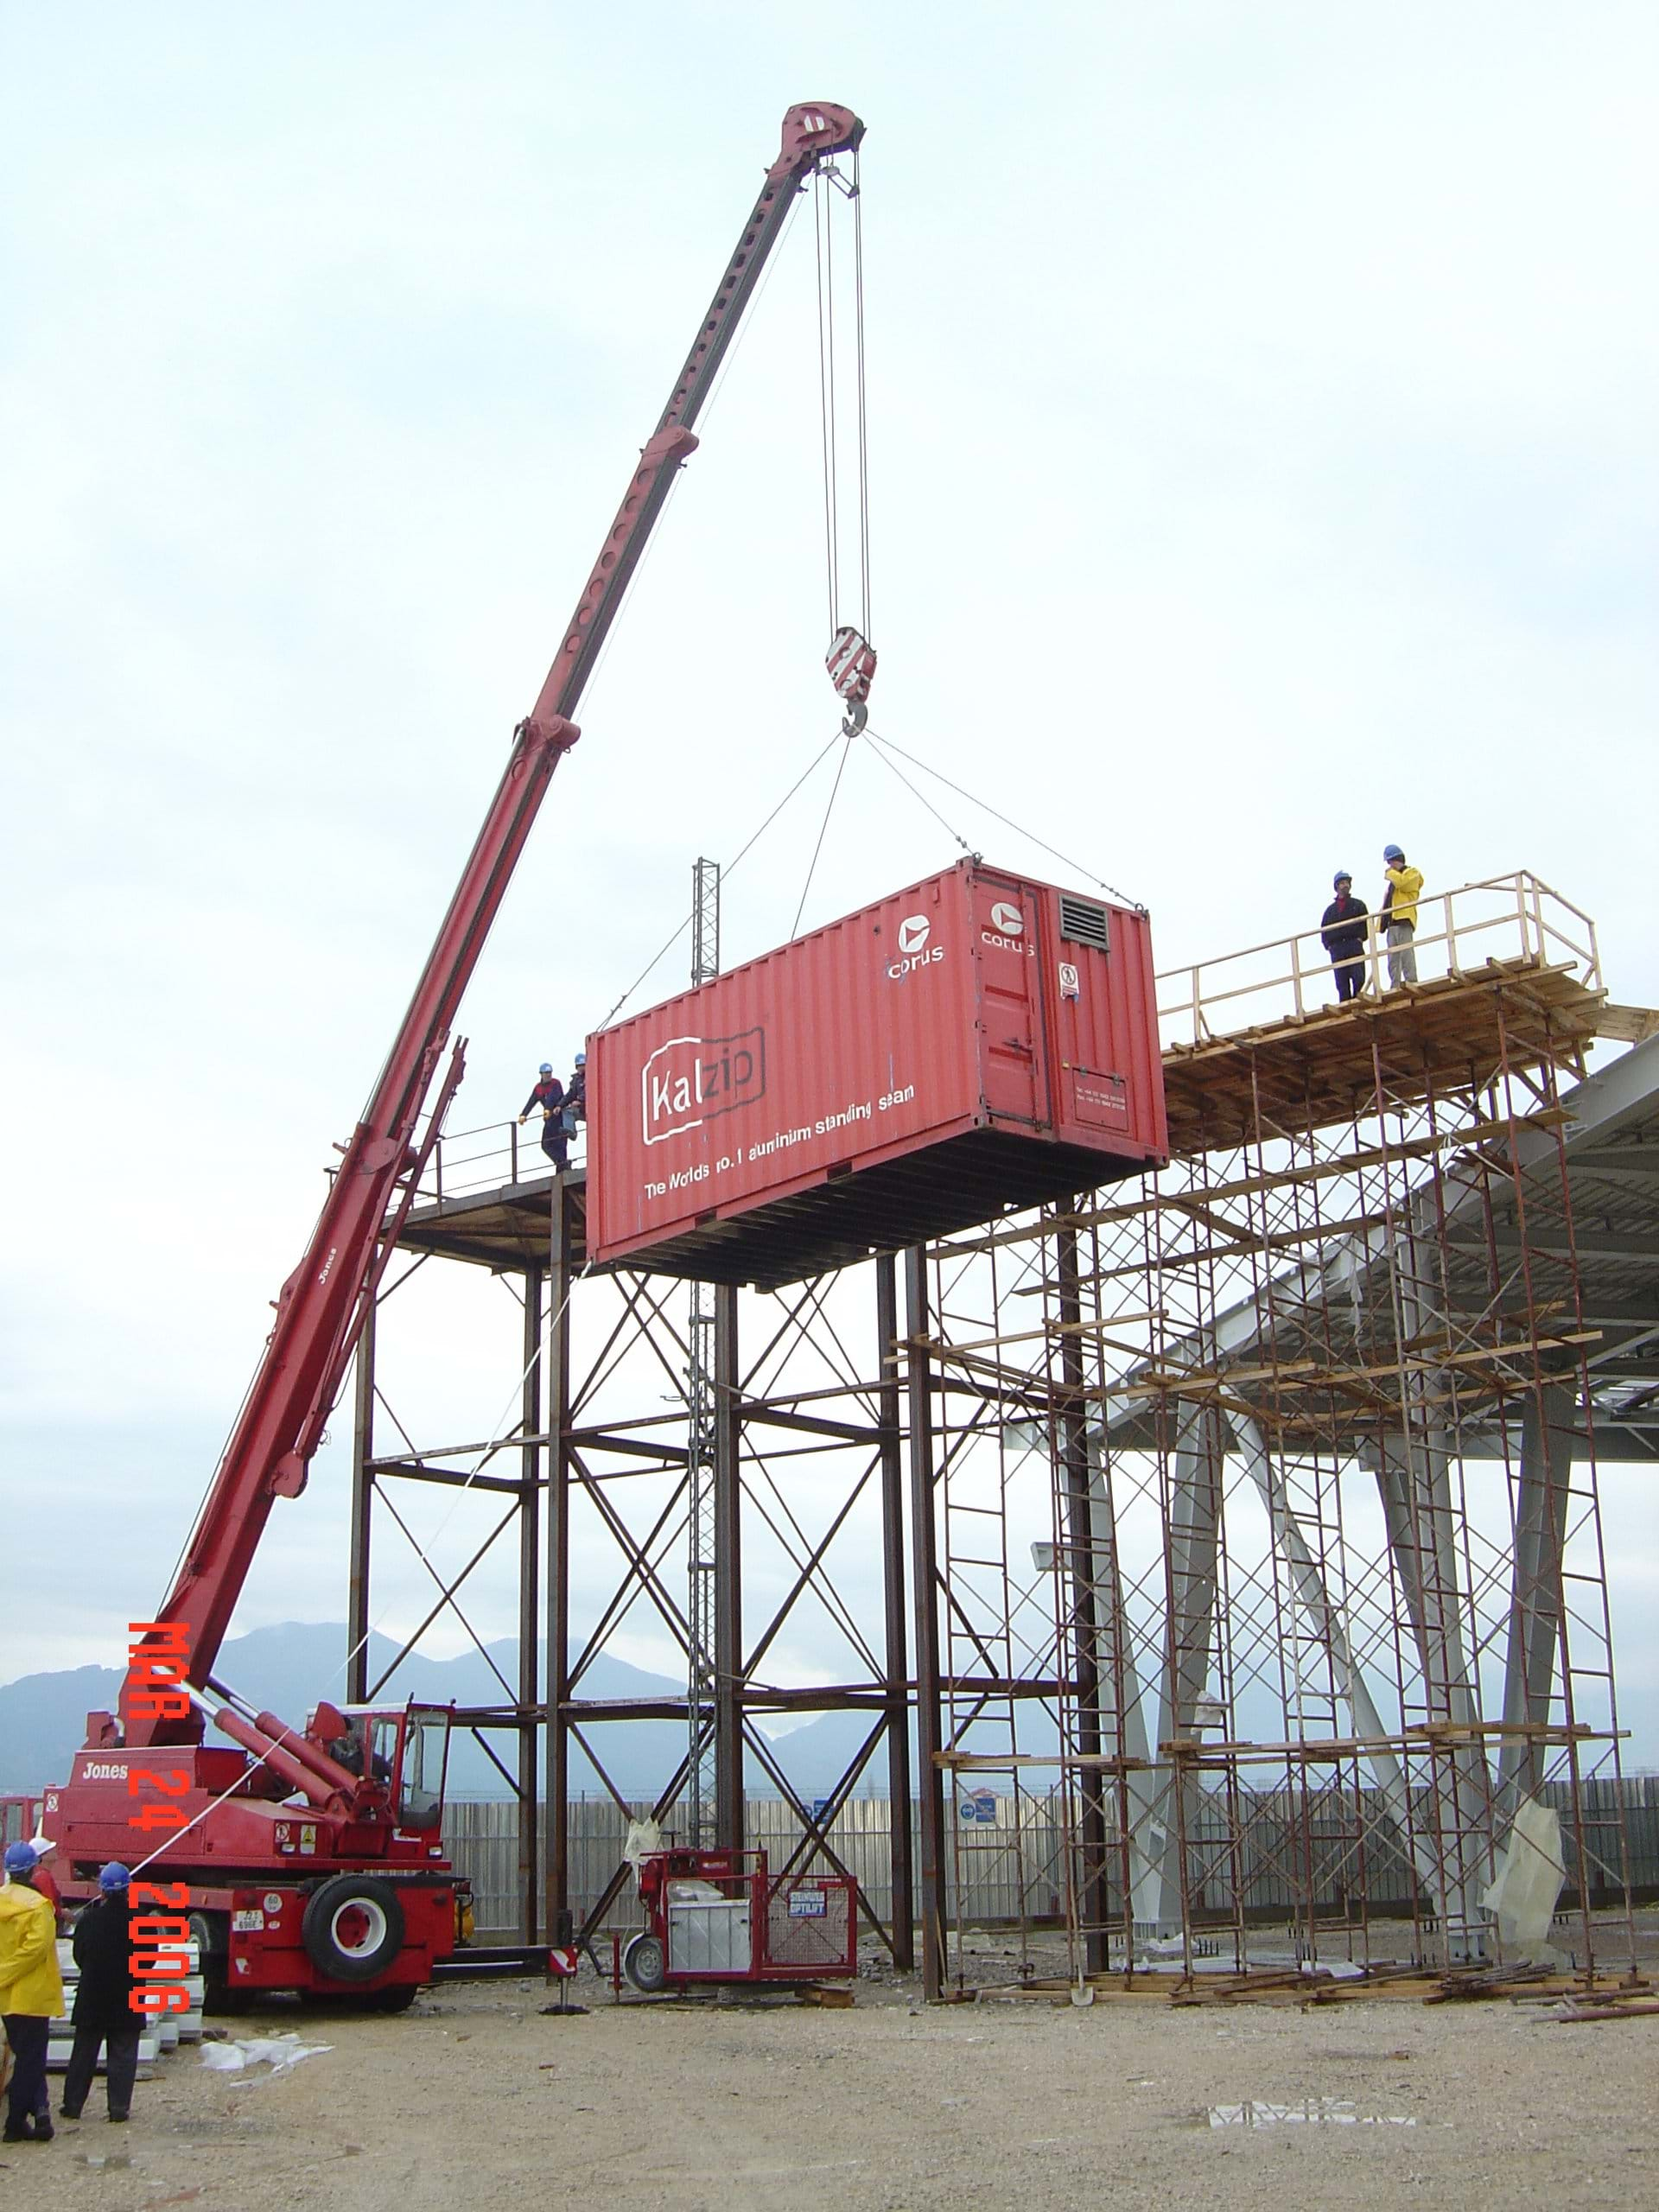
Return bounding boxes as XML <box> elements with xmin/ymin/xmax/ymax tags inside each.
<box><xmin>538</xmin><ymin>1063</ymin><xmax>552</xmax><ymax>1075</ymax></box>
<box><xmin>99</xmin><ymin>1862</ymin><xmax>132</xmax><ymax>1893</ymax></box>
<box><xmin>574</xmin><ymin>1052</ymin><xmax>587</xmax><ymax>1065</ymax></box>
<box><xmin>1383</xmin><ymin>844</ymin><xmax>1404</xmax><ymax>863</ymax></box>
<box><xmin>1333</xmin><ymin>870</ymin><xmax>1352</xmax><ymax>888</ymax></box>
<box><xmin>3</xmin><ymin>1840</ymin><xmax>40</xmax><ymax>1876</ymax></box>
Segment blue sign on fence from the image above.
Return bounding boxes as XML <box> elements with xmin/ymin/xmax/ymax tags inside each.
<box><xmin>958</xmin><ymin>1789</ymin><xmax>998</xmax><ymax>1825</ymax></box>
<box><xmin>811</xmin><ymin>1797</ymin><xmax>834</xmax><ymax>1825</ymax></box>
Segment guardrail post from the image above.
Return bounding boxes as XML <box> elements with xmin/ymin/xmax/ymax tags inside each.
<box><xmin>1290</xmin><ymin>931</ymin><xmax>1305</xmax><ymax>1019</ymax></box>
<box><xmin>1443</xmin><ymin>891</ymin><xmax>1458</xmax><ymax>976</ymax></box>
<box><xmin>511</xmin><ymin>1118</ymin><xmax>519</xmax><ymax>1185</ymax></box>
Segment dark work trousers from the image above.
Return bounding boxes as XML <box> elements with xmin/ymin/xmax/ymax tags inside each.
<box><xmin>1332</xmin><ymin>956</ymin><xmax>1365</xmax><ymax>1001</ymax></box>
<box><xmin>539</xmin><ymin>1119</ymin><xmax>569</xmax><ymax>1171</ymax></box>
<box><xmin>62</xmin><ymin>2022</ymin><xmax>140</xmax><ymax>2120</ymax></box>
<box><xmin>3</xmin><ymin>2014</ymin><xmax>50</xmax><ymax>2133</ymax></box>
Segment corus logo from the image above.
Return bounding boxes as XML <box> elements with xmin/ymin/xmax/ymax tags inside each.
<box><xmin>989</xmin><ymin>900</ymin><xmax>1023</xmax><ymax>936</ymax></box>
<box><xmin>642</xmin><ymin>1027</ymin><xmax>766</xmax><ymax>1146</ymax></box>
<box><xmin>887</xmin><ymin>912</ymin><xmax>945</xmax><ymax>982</ymax></box>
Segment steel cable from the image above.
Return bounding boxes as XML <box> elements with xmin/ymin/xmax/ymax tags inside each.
<box><xmin>863</xmin><ymin>725</ymin><xmax>1147</xmax><ymax>911</ymax></box>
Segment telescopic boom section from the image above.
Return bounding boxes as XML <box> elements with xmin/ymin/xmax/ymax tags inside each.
<box><xmin>124</xmin><ymin>99</ymin><xmax>865</xmax><ymax>1747</ymax></box>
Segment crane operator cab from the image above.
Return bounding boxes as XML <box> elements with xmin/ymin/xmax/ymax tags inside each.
<box><xmin>309</xmin><ymin>1700</ymin><xmax>452</xmax><ymax>1833</ymax></box>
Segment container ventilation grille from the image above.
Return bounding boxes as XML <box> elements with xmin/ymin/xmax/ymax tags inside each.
<box><xmin>1059</xmin><ymin>895</ymin><xmax>1110</xmax><ymax>951</ymax></box>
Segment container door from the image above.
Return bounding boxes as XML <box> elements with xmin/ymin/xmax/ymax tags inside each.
<box><xmin>972</xmin><ymin>871</ymin><xmax>1051</xmax><ymax>1126</ymax></box>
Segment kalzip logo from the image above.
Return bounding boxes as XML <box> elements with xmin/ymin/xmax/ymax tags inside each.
<box><xmin>642</xmin><ymin>1027</ymin><xmax>766</xmax><ymax>1145</ymax></box>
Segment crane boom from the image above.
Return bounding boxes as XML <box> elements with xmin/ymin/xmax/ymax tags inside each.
<box><xmin>125</xmin><ymin>99</ymin><xmax>864</xmax><ymax>1745</ymax></box>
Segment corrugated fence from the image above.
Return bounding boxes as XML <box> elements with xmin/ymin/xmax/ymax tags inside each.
<box><xmin>445</xmin><ymin>1776</ymin><xmax>1659</xmax><ymax>1937</ymax></box>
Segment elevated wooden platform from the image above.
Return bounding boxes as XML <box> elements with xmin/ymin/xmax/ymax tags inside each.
<box><xmin>397</xmin><ymin>1174</ymin><xmax>586</xmax><ymax>1273</ymax></box>
<box><xmin>394</xmin><ymin>956</ymin><xmax>1607</xmax><ymax>1277</ymax></box>
<box><xmin>1160</xmin><ymin>954</ymin><xmax>1605</xmax><ymax>1157</ymax></box>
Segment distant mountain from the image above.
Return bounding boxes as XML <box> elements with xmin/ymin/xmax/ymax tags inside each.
<box><xmin>0</xmin><ymin>1624</ymin><xmax>690</xmax><ymax>1802</ymax></box>
<box><xmin>0</xmin><ymin>1623</ymin><xmax>1061</xmax><ymax>1804</ymax></box>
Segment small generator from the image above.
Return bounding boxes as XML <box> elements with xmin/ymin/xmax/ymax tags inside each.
<box><xmin>620</xmin><ymin>1847</ymin><xmax>857</xmax><ymax>1993</ymax></box>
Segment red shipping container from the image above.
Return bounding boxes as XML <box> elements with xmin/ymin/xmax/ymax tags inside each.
<box><xmin>586</xmin><ymin>858</ymin><xmax>1167</xmax><ymax>1287</ymax></box>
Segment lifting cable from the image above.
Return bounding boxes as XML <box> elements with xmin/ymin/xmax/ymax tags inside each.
<box><xmin>790</xmin><ymin>731</ymin><xmax>855</xmax><ymax>939</ymax></box>
<box><xmin>814</xmin><ymin>147</ymin><xmax>872</xmax><ymax>652</ymax></box>
<box><xmin>593</xmin><ymin>723</ymin><xmax>848</xmax><ymax>1031</ymax></box>
<box><xmin>862</xmin><ymin>722</ymin><xmax>1147</xmax><ymax>912</ymax></box>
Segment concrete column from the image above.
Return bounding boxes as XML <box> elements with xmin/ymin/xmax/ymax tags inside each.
<box><xmin>1498</xmin><ymin>1384</ymin><xmax>1574</xmax><ymax>1811</ymax></box>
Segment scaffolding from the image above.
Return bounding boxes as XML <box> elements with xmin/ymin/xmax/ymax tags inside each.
<box><xmin>346</xmin><ymin>870</ymin><xmax>1642</xmax><ymax>1993</ymax></box>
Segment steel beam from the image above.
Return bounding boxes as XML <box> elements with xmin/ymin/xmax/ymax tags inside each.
<box><xmin>876</xmin><ymin>1255</ymin><xmax>916</xmax><ymax>1969</ymax></box>
<box><xmin>906</xmin><ymin>1246</ymin><xmax>948</xmax><ymax>1999</ymax></box>
<box><xmin>714</xmin><ymin>1284</ymin><xmax>744</xmax><ymax>1851</ymax></box>
<box><xmin>347</xmin><ymin>1298</ymin><xmax>376</xmax><ymax>1705</ymax></box>
<box><xmin>545</xmin><ymin>1181</ymin><xmax>574</xmax><ymax>1940</ymax></box>
<box><xmin>1056</xmin><ymin>1226</ymin><xmax>1109</xmax><ymax>1974</ymax></box>
<box><xmin>518</xmin><ymin>1261</ymin><xmax>543</xmax><ymax>1943</ymax></box>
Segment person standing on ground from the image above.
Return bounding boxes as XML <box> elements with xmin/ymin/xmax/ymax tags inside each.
<box><xmin>21</xmin><ymin>1844</ymin><xmax>63</xmax><ymax>2138</ymax></box>
<box><xmin>60</xmin><ymin>1864</ymin><xmax>141</xmax><ymax>2127</ymax></box>
<box><xmin>1319</xmin><ymin>872</ymin><xmax>1370</xmax><ymax>1002</ymax></box>
<box><xmin>518</xmin><ymin>1061</ymin><xmax>568</xmax><ymax>1171</ymax></box>
<box><xmin>1381</xmin><ymin>844</ymin><xmax>1425</xmax><ymax>987</ymax></box>
<box><xmin>0</xmin><ymin>1840</ymin><xmax>64</xmax><ymax>2145</ymax></box>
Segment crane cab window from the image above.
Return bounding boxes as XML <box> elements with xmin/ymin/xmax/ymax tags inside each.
<box><xmin>398</xmin><ymin>1714</ymin><xmax>448</xmax><ymax>1831</ymax></box>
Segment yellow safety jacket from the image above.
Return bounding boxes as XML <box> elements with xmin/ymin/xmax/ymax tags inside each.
<box><xmin>0</xmin><ymin>1880</ymin><xmax>64</xmax><ymax>2017</ymax></box>
<box><xmin>1383</xmin><ymin>864</ymin><xmax>1423</xmax><ymax>929</ymax></box>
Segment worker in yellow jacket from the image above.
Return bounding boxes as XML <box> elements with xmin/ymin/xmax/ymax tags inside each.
<box><xmin>1</xmin><ymin>1840</ymin><xmax>65</xmax><ymax>2145</ymax></box>
<box><xmin>1381</xmin><ymin>844</ymin><xmax>1425</xmax><ymax>988</ymax></box>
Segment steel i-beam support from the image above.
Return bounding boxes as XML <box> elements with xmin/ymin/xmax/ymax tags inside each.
<box><xmin>546</xmin><ymin>1179</ymin><xmax>575</xmax><ymax>1940</ymax></box>
<box><xmin>518</xmin><ymin>1261</ymin><xmax>543</xmax><ymax>1943</ymax></box>
<box><xmin>347</xmin><ymin>1297</ymin><xmax>376</xmax><ymax>1705</ymax></box>
<box><xmin>877</xmin><ymin>1255</ymin><xmax>916</xmax><ymax>1969</ymax></box>
<box><xmin>905</xmin><ymin>1245</ymin><xmax>948</xmax><ymax>1999</ymax></box>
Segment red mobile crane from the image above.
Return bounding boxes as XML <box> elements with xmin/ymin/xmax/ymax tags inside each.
<box><xmin>41</xmin><ymin>101</ymin><xmax>866</xmax><ymax>2008</ymax></box>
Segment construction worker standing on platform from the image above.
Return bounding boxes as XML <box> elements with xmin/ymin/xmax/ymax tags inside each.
<box><xmin>563</xmin><ymin>1051</ymin><xmax>587</xmax><ymax>1160</ymax></box>
<box><xmin>1381</xmin><ymin>845</ymin><xmax>1425</xmax><ymax>987</ymax></box>
<box><xmin>0</xmin><ymin>1840</ymin><xmax>65</xmax><ymax>2145</ymax></box>
<box><xmin>1320</xmin><ymin>872</ymin><xmax>1370</xmax><ymax>1002</ymax></box>
<box><xmin>519</xmin><ymin>1062</ymin><xmax>568</xmax><ymax>1171</ymax></box>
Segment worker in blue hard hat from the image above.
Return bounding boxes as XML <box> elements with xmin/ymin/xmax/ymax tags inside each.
<box><xmin>518</xmin><ymin>1061</ymin><xmax>569</xmax><ymax>1173</ymax></box>
<box><xmin>1319</xmin><ymin>871</ymin><xmax>1370</xmax><ymax>1003</ymax></box>
<box><xmin>60</xmin><ymin>1864</ymin><xmax>143</xmax><ymax>2127</ymax></box>
<box><xmin>563</xmin><ymin>1050</ymin><xmax>588</xmax><ymax>1154</ymax></box>
<box><xmin>1380</xmin><ymin>844</ymin><xmax>1425</xmax><ymax>988</ymax></box>
<box><xmin>1</xmin><ymin>1839</ymin><xmax>65</xmax><ymax>2144</ymax></box>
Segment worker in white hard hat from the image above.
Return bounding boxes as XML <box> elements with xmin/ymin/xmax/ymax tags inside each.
<box><xmin>1380</xmin><ymin>844</ymin><xmax>1425</xmax><ymax>988</ymax></box>
<box><xmin>518</xmin><ymin>1062</ymin><xmax>569</xmax><ymax>1172</ymax></box>
<box><xmin>1</xmin><ymin>1839</ymin><xmax>65</xmax><ymax>2144</ymax></box>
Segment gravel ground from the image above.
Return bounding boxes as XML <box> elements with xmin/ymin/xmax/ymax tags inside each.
<box><xmin>5</xmin><ymin>1954</ymin><xmax>1657</xmax><ymax>2212</ymax></box>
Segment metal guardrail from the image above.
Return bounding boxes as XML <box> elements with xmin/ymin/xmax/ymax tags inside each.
<box><xmin>408</xmin><ymin>874</ymin><xmax>1600</xmax><ymax>1201</ymax></box>
<box><xmin>1155</xmin><ymin>870</ymin><xmax>1602</xmax><ymax>1050</ymax></box>
<box><xmin>412</xmin><ymin>1116</ymin><xmax>588</xmax><ymax>1207</ymax></box>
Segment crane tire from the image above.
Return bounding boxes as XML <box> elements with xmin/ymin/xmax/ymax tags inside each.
<box><xmin>301</xmin><ymin>1874</ymin><xmax>405</xmax><ymax>1984</ymax></box>
<box><xmin>622</xmin><ymin>1930</ymin><xmax>668</xmax><ymax>1993</ymax></box>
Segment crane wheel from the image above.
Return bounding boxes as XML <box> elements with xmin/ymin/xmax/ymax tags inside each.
<box><xmin>622</xmin><ymin>1930</ymin><xmax>667</xmax><ymax>1993</ymax></box>
<box><xmin>301</xmin><ymin>1874</ymin><xmax>405</xmax><ymax>1983</ymax></box>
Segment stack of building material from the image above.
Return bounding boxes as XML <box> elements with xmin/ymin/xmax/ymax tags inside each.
<box><xmin>46</xmin><ymin>1935</ymin><xmax>204</xmax><ymax>2072</ymax></box>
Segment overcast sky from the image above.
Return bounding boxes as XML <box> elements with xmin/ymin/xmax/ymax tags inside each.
<box><xmin>3</xmin><ymin>6</ymin><xmax>1656</xmax><ymax>1757</ymax></box>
